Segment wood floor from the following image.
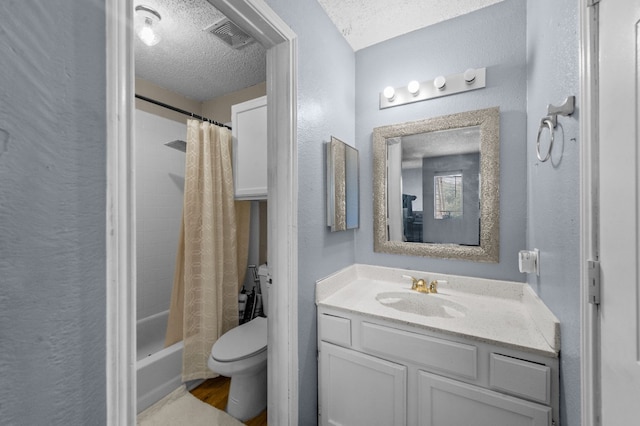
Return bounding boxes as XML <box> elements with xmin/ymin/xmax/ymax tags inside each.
<box><xmin>191</xmin><ymin>376</ymin><xmax>267</xmax><ymax>426</ymax></box>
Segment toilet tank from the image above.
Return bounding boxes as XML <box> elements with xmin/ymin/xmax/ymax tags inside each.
<box><xmin>258</xmin><ymin>264</ymin><xmax>270</xmax><ymax>316</ymax></box>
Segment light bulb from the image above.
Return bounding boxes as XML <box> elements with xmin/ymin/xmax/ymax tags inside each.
<box><xmin>135</xmin><ymin>6</ymin><xmax>162</xmax><ymax>47</ymax></box>
<box><xmin>434</xmin><ymin>76</ymin><xmax>446</xmax><ymax>90</ymax></box>
<box><xmin>407</xmin><ymin>80</ymin><xmax>420</xmax><ymax>96</ymax></box>
<box><xmin>383</xmin><ymin>86</ymin><xmax>396</xmax><ymax>101</ymax></box>
<box><xmin>138</xmin><ymin>20</ymin><xmax>160</xmax><ymax>46</ymax></box>
<box><xmin>464</xmin><ymin>68</ymin><xmax>476</xmax><ymax>84</ymax></box>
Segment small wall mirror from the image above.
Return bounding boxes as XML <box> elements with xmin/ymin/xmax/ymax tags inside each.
<box><xmin>327</xmin><ymin>136</ymin><xmax>360</xmax><ymax>232</ymax></box>
<box><xmin>373</xmin><ymin>107</ymin><xmax>500</xmax><ymax>262</ymax></box>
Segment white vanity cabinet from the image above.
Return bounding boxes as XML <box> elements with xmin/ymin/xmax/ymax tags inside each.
<box><xmin>317</xmin><ymin>308</ymin><xmax>558</xmax><ymax>426</ymax></box>
<box><xmin>231</xmin><ymin>96</ymin><xmax>267</xmax><ymax>200</ymax></box>
<box><xmin>319</xmin><ymin>341</ymin><xmax>407</xmax><ymax>426</ymax></box>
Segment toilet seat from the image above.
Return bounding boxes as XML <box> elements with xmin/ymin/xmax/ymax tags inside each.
<box><xmin>211</xmin><ymin>316</ymin><xmax>267</xmax><ymax>362</ymax></box>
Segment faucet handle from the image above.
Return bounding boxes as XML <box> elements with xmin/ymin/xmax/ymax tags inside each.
<box><xmin>429</xmin><ymin>280</ymin><xmax>439</xmax><ymax>293</ymax></box>
<box><xmin>402</xmin><ymin>274</ymin><xmax>420</xmax><ymax>290</ymax></box>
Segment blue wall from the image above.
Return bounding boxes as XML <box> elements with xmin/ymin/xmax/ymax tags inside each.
<box><xmin>266</xmin><ymin>0</ymin><xmax>584</xmax><ymax>424</ymax></box>
<box><xmin>526</xmin><ymin>0</ymin><xmax>581</xmax><ymax>424</ymax></box>
<box><xmin>355</xmin><ymin>0</ymin><xmax>527</xmax><ymax>282</ymax></box>
<box><xmin>0</xmin><ymin>1</ymin><xmax>107</xmax><ymax>425</ymax></box>
<box><xmin>264</xmin><ymin>1</ymin><xmax>356</xmax><ymax>424</ymax></box>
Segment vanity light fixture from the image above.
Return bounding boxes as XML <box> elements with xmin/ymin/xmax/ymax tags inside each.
<box><xmin>407</xmin><ymin>80</ymin><xmax>420</xmax><ymax>96</ymax></box>
<box><xmin>135</xmin><ymin>5</ymin><xmax>162</xmax><ymax>47</ymax></box>
<box><xmin>379</xmin><ymin>67</ymin><xmax>487</xmax><ymax>109</ymax></box>
<box><xmin>383</xmin><ymin>86</ymin><xmax>396</xmax><ymax>101</ymax></box>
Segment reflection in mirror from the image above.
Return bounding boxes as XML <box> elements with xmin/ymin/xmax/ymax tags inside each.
<box><xmin>434</xmin><ymin>174</ymin><xmax>463</xmax><ymax>219</ymax></box>
<box><xmin>373</xmin><ymin>107</ymin><xmax>499</xmax><ymax>262</ymax></box>
<box><xmin>327</xmin><ymin>136</ymin><xmax>359</xmax><ymax>232</ymax></box>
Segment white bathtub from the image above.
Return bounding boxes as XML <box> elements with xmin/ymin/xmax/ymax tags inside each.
<box><xmin>136</xmin><ymin>310</ymin><xmax>183</xmax><ymax>413</ymax></box>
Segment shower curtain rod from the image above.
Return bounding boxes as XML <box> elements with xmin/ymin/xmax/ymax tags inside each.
<box><xmin>135</xmin><ymin>94</ymin><xmax>232</xmax><ymax>130</ymax></box>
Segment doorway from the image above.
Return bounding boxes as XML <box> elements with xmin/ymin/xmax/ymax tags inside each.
<box><xmin>105</xmin><ymin>0</ymin><xmax>298</xmax><ymax>424</ymax></box>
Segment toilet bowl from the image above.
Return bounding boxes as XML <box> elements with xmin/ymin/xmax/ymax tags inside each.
<box><xmin>208</xmin><ymin>264</ymin><xmax>270</xmax><ymax>421</ymax></box>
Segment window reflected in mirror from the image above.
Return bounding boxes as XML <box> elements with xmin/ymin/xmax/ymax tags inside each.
<box><xmin>434</xmin><ymin>173</ymin><xmax>463</xmax><ymax>220</ymax></box>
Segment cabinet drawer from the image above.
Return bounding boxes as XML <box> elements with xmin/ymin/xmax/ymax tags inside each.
<box><xmin>361</xmin><ymin>322</ymin><xmax>477</xmax><ymax>379</ymax></box>
<box><xmin>490</xmin><ymin>353</ymin><xmax>551</xmax><ymax>404</ymax></box>
<box><xmin>319</xmin><ymin>314</ymin><xmax>351</xmax><ymax>347</ymax></box>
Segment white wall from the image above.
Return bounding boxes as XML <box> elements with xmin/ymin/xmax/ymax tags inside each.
<box><xmin>135</xmin><ymin>109</ymin><xmax>186</xmax><ymax>321</ymax></box>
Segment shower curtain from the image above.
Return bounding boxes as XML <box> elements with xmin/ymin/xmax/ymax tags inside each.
<box><xmin>165</xmin><ymin>119</ymin><xmax>250</xmax><ymax>381</ymax></box>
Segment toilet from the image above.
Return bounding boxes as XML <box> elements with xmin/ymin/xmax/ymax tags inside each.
<box><xmin>208</xmin><ymin>264</ymin><xmax>270</xmax><ymax>421</ymax></box>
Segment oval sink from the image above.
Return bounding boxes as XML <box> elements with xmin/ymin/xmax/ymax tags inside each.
<box><xmin>375</xmin><ymin>291</ymin><xmax>467</xmax><ymax>318</ymax></box>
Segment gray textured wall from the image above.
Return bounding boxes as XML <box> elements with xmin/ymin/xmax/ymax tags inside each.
<box><xmin>263</xmin><ymin>1</ymin><xmax>357</xmax><ymax>424</ymax></box>
<box><xmin>526</xmin><ymin>0</ymin><xmax>581</xmax><ymax>424</ymax></box>
<box><xmin>355</xmin><ymin>0</ymin><xmax>527</xmax><ymax>282</ymax></box>
<box><xmin>0</xmin><ymin>1</ymin><xmax>107</xmax><ymax>425</ymax></box>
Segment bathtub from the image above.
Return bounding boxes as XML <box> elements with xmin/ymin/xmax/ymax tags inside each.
<box><xmin>136</xmin><ymin>310</ymin><xmax>183</xmax><ymax>413</ymax></box>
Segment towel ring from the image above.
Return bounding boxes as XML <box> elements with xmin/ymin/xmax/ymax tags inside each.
<box><xmin>536</xmin><ymin>117</ymin><xmax>554</xmax><ymax>162</ymax></box>
<box><xmin>535</xmin><ymin>96</ymin><xmax>575</xmax><ymax>163</ymax></box>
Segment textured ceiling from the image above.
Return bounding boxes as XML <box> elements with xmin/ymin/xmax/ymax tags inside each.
<box><xmin>401</xmin><ymin>126</ymin><xmax>480</xmax><ymax>169</ymax></box>
<box><xmin>317</xmin><ymin>0</ymin><xmax>505</xmax><ymax>51</ymax></box>
<box><xmin>134</xmin><ymin>0</ymin><xmax>266</xmax><ymax>102</ymax></box>
<box><xmin>134</xmin><ymin>0</ymin><xmax>504</xmax><ymax>101</ymax></box>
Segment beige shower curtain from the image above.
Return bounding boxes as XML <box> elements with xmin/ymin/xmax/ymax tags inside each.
<box><xmin>165</xmin><ymin>119</ymin><xmax>250</xmax><ymax>381</ymax></box>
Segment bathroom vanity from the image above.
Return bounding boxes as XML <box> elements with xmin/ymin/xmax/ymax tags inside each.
<box><xmin>316</xmin><ymin>265</ymin><xmax>560</xmax><ymax>426</ymax></box>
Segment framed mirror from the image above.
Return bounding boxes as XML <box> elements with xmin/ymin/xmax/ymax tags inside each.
<box><xmin>327</xmin><ymin>136</ymin><xmax>360</xmax><ymax>231</ymax></box>
<box><xmin>373</xmin><ymin>107</ymin><xmax>499</xmax><ymax>262</ymax></box>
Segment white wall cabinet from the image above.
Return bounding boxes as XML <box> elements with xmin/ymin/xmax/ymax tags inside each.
<box><xmin>317</xmin><ymin>308</ymin><xmax>558</xmax><ymax>426</ymax></box>
<box><xmin>231</xmin><ymin>96</ymin><xmax>267</xmax><ymax>200</ymax></box>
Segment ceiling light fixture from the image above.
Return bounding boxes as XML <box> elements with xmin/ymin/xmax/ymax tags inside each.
<box><xmin>135</xmin><ymin>5</ymin><xmax>162</xmax><ymax>47</ymax></box>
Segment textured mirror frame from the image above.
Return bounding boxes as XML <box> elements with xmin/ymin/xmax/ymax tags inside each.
<box><xmin>373</xmin><ymin>107</ymin><xmax>500</xmax><ymax>262</ymax></box>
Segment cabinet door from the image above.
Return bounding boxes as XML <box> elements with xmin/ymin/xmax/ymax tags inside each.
<box><xmin>231</xmin><ymin>96</ymin><xmax>267</xmax><ymax>199</ymax></box>
<box><xmin>418</xmin><ymin>371</ymin><xmax>550</xmax><ymax>426</ymax></box>
<box><xmin>319</xmin><ymin>342</ymin><xmax>407</xmax><ymax>426</ymax></box>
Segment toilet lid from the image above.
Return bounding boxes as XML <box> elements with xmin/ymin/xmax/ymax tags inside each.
<box><xmin>211</xmin><ymin>316</ymin><xmax>267</xmax><ymax>362</ymax></box>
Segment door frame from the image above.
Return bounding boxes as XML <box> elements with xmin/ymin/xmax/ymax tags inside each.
<box><xmin>105</xmin><ymin>0</ymin><xmax>299</xmax><ymax>424</ymax></box>
<box><xmin>579</xmin><ymin>0</ymin><xmax>599</xmax><ymax>425</ymax></box>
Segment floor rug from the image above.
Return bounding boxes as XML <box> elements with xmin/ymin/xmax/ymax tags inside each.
<box><xmin>137</xmin><ymin>385</ymin><xmax>244</xmax><ymax>426</ymax></box>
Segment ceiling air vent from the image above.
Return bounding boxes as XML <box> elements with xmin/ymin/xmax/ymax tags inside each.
<box><xmin>204</xmin><ymin>18</ymin><xmax>254</xmax><ymax>49</ymax></box>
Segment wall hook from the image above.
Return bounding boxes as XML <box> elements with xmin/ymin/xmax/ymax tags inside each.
<box><xmin>546</xmin><ymin>95</ymin><xmax>575</xmax><ymax>127</ymax></box>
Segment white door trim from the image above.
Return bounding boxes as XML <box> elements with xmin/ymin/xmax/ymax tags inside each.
<box><xmin>105</xmin><ymin>0</ymin><xmax>299</xmax><ymax>424</ymax></box>
<box><xmin>105</xmin><ymin>1</ymin><xmax>136</xmax><ymax>425</ymax></box>
<box><xmin>579</xmin><ymin>0</ymin><xmax>599</xmax><ymax>425</ymax></box>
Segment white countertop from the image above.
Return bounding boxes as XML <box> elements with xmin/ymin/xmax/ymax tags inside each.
<box><xmin>316</xmin><ymin>264</ymin><xmax>560</xmax><ymax>358</ymax></box>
